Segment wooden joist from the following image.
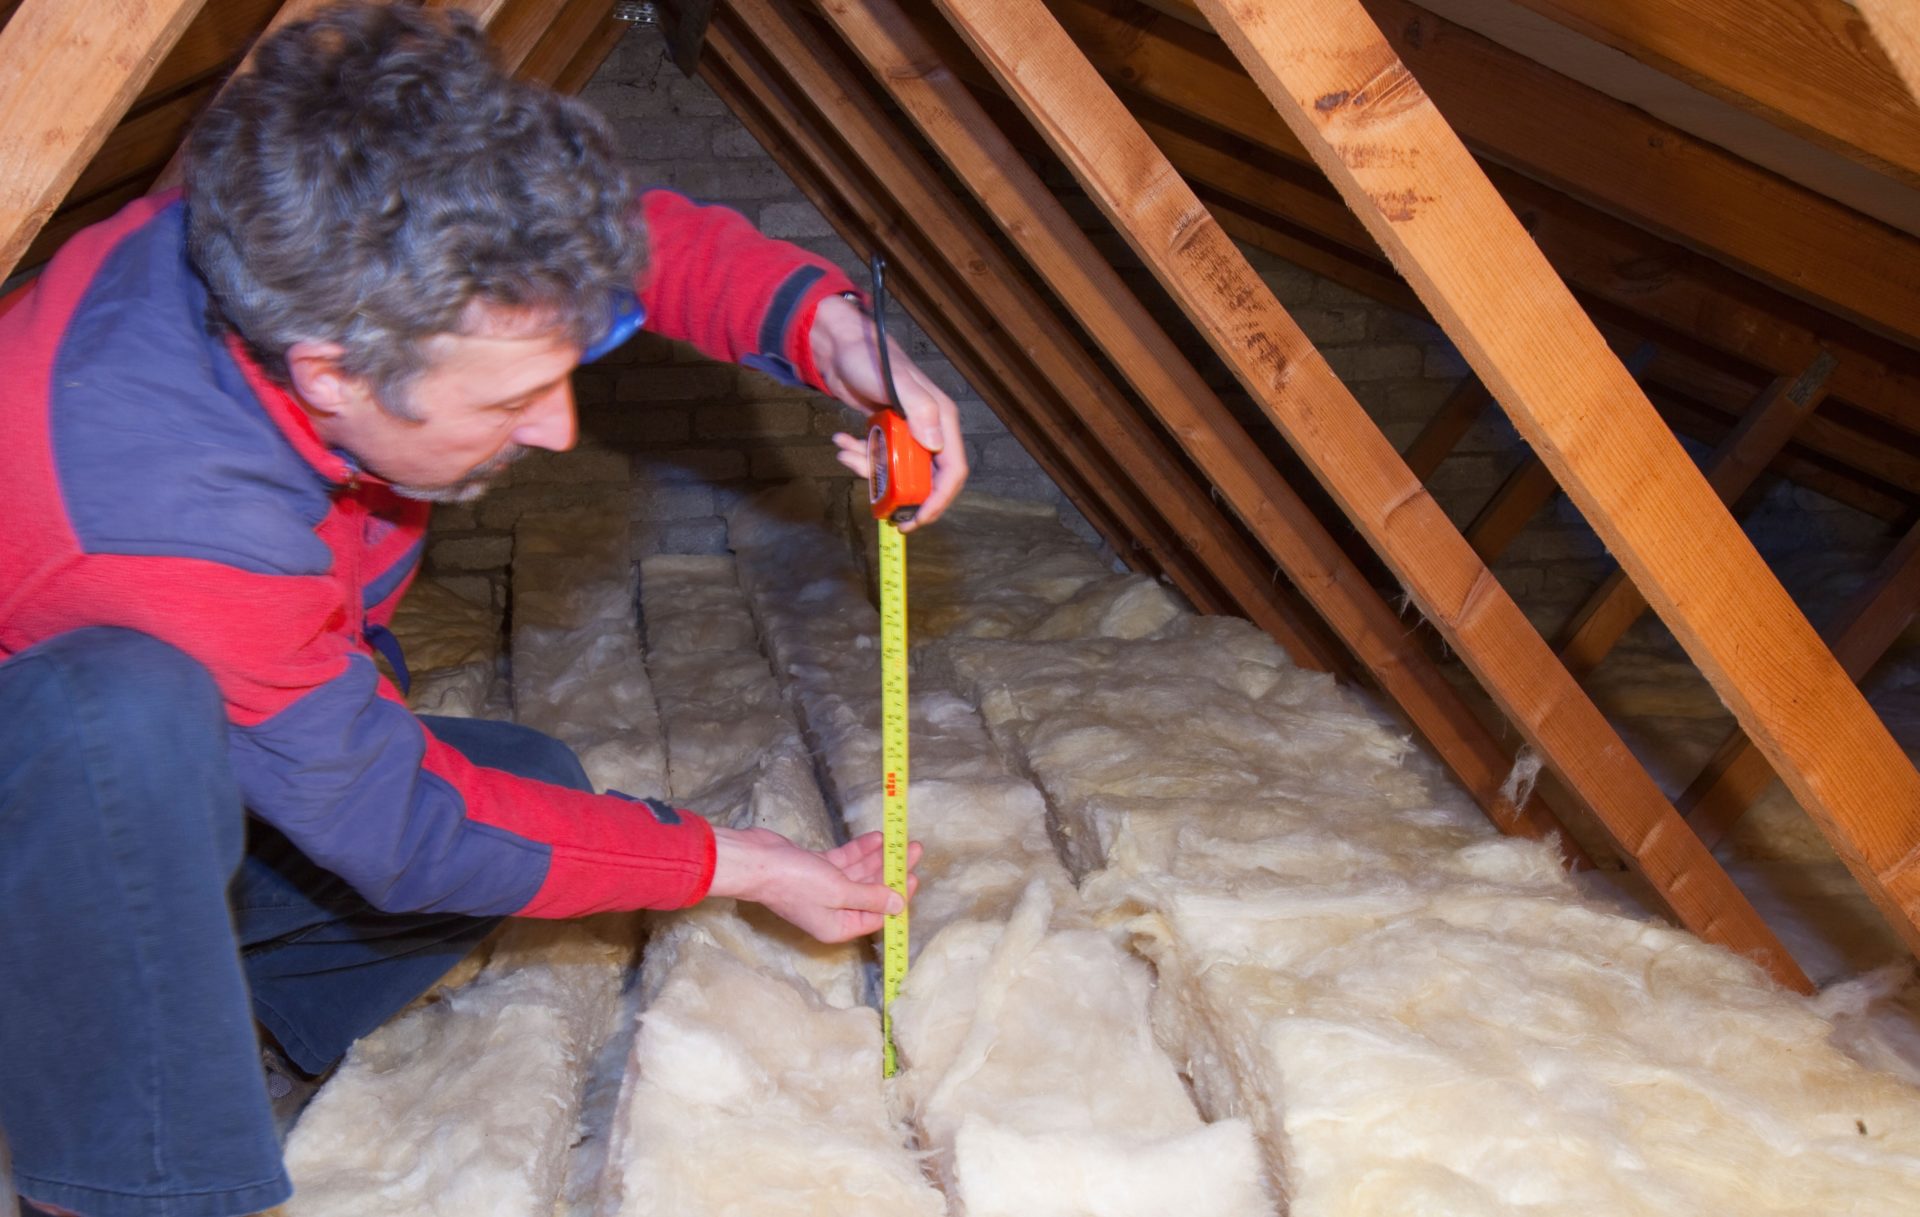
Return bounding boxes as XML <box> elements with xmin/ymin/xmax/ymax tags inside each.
<box><xmin>1860</xmin><ymin>0</ymin><xmax>1920</xmax><ymax>106</ymax></box>
<box><xmin>1041</xmin><ymin>0</ymin><xmax>1920</xmax><ymax>439</ymax></box>
<box><xmin>517</xmin><ymin>0</ymin><xmax>618</xmax><ymax>87</ymax></box>
<box><xmin>931</xmin><ymin>0</ymin><xmax>1810</xmax><ymax>987</ymax></box>
<box><xmin>1500</xmin><ymin>0</ymin><xmax>1920</xmax><ymax>186</ymax></box>
<box><xmin>810</xmin><ymin>0</ymin><xmax>1597</xmax><ymax>858</ymax></box>
<box><xmin>552</xmin><ymin>15</ymin><xmax>630</xmax><ymax>94</ymax></box>
<box><xmin>701</xmin><ymin>5</ymin><xmax>1328</xmax><ymax>650</ymax></box>
<box><xmin>720</xmin><ymin>0</ymin><xmax>1354</xmax><ymax>668</ymax></box>
<box><xmin>1558</xmin><ymin>354</ymin><xmax>1838</xmax><ymax>677</ymax></box>
<box><xmin>1463</xmin><ymin>344</ymin><xmax>1657</xmax><ymax>563</ymax></box>
<box><xmin>1087</xmin><ymin>0</ymin><xmax>1920</xmax><ymax>349</ymax></box>
<box><xmin>0</xmin><ymin>0</ymin><xmax>209</xmax><ymax>280</ymax></box>
<box><xmin>1685</xmin><ymin>521</ymin><xmax>1920</xmax><ymax>850</ymax></box>
<box><xmin>1192</xmin><ymin>0</ymin><xmax>1920</xmax><ymax>965</ymax></box>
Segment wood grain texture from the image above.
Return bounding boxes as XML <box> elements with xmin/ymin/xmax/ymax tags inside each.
<box><xmin>518</xmin><ymin>0</ymin><xmax>616</xmax><ymax>87</ymax></box>
<box><xmin>1859</xmin><ymin>0</ymin><xmax>1920</xmax><ymax>106</ymax></box>
<box><xmin>551</xmin><ymin>11</ymin><xmax>629</xmax><ymax>93</ymax></box>
<box><xmin>813</xmin><ymin>0</ymin><xmax>1586</xmax><ymax>857</ymax></box>
<box><xmin>0</xmin><ymin>0</ymin><xmax>208</xmax><ymax>279</ymax></box>
<box><xmin>1044</xmin><ymin>0</ymin><xmax>1920</xmax><ymax>435</ymax></box>
<box><xmin>1557</xmin><ymin>357</ymin><xmax>1836</xmax><ymax>677</ymax></box>
<box><xmin>1094</xmin><ymin>0</ymin><xmax>1920</xmax><ymax>347</ymax></box>
<box><xmin>1504</xmin><ymin>0</ymin><xmax>1920</xmax><ymax>184</ymax></box>
<box><xmin>1194</xmin><ymin>0</ymin><xmax>1920</xmax><ymax>966</ymax></box>
<box><xmin>1684</xmin><ymin>521</ymin><xmax>1920</xmax><ymax>849</ymax></box>
<box><xmin>937</xmin><ymin>0</ymin><xmax>1812</xmax><ymax>987</ymax></box>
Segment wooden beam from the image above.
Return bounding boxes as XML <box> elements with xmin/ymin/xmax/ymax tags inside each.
<box><xmin>552</xmin><ymin>11</ymin><xmax>629</xmax><ymax>94</ymax></box>
<box><xmin>704</xmin><ymin>8</ymin><xmax>1322</xmax><ymax>652</ymax></box>
<box><xmin>0</xmin><ymin>0</ymin><xmax>208</xmax><ymax>279</ymax></box>
<box><xmin>479</xmin><ymin>0</ymin><xmax>576</xmax><ymax>74</ymax></box>
<box><xmin>518</xmin><ymin>0</ymin><xmax>618</xmax><ymax>87</ymax></box>
<box><xmin>1155</xmin><ymin>121</ymin><xmax>1919</xmax><ymax>518</ymax></box>
<box><xmin>1559</xmin><ymin>354</ymin><xmax>1838</xmax><ymax>677</ymax></box>
<box><xmin>1194</xmin><ymin>0</ymin><xmax>1920</xmax><ymax>966</ymax></box>
<box><xmin>719</xmin><ymin>2</ymin><xmax>1355</xmax><ymax>665</ymax></box>
<box><xmin>1685</xmin><ymin>520</ymin><xmax>1920</xmax><ymax>850</ymax></box>
<box><xmin>931</xmin><ymin>0</ymin><xmax>1813</xmax><ymax>983</ymax></box>
<box><xmin>1499</xmin><ymin>0</ymin><xmax>1920</xmax><ymax>186</ymax></box>
<box><xmin>1067</xmin><ymin>0</ymin><xmax>1920</xmax><ymax>349</ymax></box>
<box><xmin>1860</xmin><ymin>0</ymin><xmax>1920</xmax><ymax>106</ymax></box>
<box><xmin>1040</xmin><ymin>0</ymin><xmax>1920</xmax><ymax>437</ymax></box>
<box><xmin>1463</xmin><ymin>345</ymin><xmax>1658</xmax><ymax>563</ymax></box>
<box><xmin>811</xmin><ymin>0</ymin><xmax>1593</xmax><ymax>858</ymax></box>
<box><xmin>149</xmin><ymin>0</ymin><xmax>350</xmax><ymax>195</ymax></box>
<box><xmin>1643</xmin><ymin>351</ymin><xmax>1920</xmax><ymax>503</ymax></box>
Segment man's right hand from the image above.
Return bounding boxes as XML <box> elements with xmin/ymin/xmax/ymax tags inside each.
<box><xmin>707</xmin><ymin>826</ymin><xmax>923</xmax><ymax>944</ymax></box>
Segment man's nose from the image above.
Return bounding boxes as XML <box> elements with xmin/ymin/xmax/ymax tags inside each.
<box><xmin>513</xmin><ymin>382</ymin><xmax>577</xmax><ymax>452</ymax></box>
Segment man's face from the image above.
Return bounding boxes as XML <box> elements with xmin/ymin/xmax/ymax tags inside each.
<box><xmin>304</xmin><ymin>302</ymin><xmax>584</xmax><ymax>503</ymax></box>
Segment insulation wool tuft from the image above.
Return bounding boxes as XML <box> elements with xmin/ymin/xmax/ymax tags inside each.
<box><xmin>600</xmin><ymin>551</ymin><xmax>934</xmax><ymax>1216</ymax></box>
<box><xmin>729</xmin><ymin>486</ymin><xmax>1272</xmax><ymax>1217</ymax></box>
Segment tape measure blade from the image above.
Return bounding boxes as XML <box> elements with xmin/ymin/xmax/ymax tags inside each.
<box><xmin>878</xmin><ymin>519</ymin><xmax>911</xmax><ymax>1078</ymax></box>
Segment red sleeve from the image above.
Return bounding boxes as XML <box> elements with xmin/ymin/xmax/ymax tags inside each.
<box><xmin>635</xmin><ymin>188</ymin><xmax>859</xmax><ymax>391</ymax></box>
<box><xmin>19</xmin><ymin>553</ymin><xmax>715</xmax><ymax>919</ymax></box>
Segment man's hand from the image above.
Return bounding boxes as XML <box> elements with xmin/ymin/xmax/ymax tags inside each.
<box><xmin>708</xmin><ymin>825</ymin><xmax>924</xmax><ymax>944</ymax></box>
<box><xmin>808</xmin><ymin>294</ymin><xmax>968</xmax><ymax>530</ymax></box>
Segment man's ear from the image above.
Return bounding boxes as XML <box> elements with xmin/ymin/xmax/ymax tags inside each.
<box><xmin>284</xmin><ymin>340</ymin><xmax>370</xmax><ymax>420</ymax></box>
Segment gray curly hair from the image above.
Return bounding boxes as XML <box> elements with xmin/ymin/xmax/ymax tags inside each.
<box><xmin>184</xmin><ymin>2</ymin><xmax>641</xmax><ymax>418</ymax></box>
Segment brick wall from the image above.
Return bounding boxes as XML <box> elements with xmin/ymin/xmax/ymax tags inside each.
<box><xmin>422</xmin><ymin>22</ymin><xmax>1887</xmax><ymax>644</ymax></box>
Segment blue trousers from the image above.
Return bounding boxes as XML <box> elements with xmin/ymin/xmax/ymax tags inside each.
<box><xmin>0</xmin><ymin>628</ymin><xmax>592</xmax><ymax>1217</ymax></box>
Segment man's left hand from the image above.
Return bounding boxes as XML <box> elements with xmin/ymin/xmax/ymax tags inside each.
<box><xmin>808</xmin><ymin>294</ymin><xmax>968</xmax><ymax>530</ymax></box>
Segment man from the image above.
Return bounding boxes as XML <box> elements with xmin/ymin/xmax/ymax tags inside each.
<box><xmin>0</xmin><ymin>6</ymin><xmax>959</xmax><ymax>1215</ymax></box>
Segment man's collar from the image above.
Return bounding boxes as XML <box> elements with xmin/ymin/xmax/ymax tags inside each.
<box><xmin>224</xmin><ymin>333</ymin><xmax>373</xmax><ymax>488</ymax></box>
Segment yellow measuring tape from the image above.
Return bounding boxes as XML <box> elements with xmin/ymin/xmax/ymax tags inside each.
<box><xmin>862</xmin><ymin>252</ymin><xmax>931</xmax><ymax>1078</ymax></box>
<box><xmin>877</xmin><ymin>517</ymin><xmax>910</xmax><ymax>1077</ymax></box>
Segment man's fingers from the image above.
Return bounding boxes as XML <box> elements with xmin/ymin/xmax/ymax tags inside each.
<box><xmin>839</xmin><ymin>877</ymin><xmax>904</xmax><ymax>917</ymax></box>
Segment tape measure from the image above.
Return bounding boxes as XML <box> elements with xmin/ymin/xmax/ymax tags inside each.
<box><xmin>876</xmin><ymin>515</ymin><xmax>910</xmax><ymax>1077</ymax></box>
<box><xmin>865</xmin><ymin>253</ymin><xmax>932</xmax><ymax>1078</ymax></box>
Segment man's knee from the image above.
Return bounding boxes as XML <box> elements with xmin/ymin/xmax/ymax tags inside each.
<box><xmin>0</xmin><ymin>628</ymin><xmax>225</xmax><ymax>753</ymax></box>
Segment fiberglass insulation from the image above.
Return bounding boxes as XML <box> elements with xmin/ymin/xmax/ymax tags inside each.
<box><xmin>913</xmin><ymin>496</ymin><xmax>1920</xmax><ymax>1216</ymax></box>
<box><xmin>728</xmin><ymin>485</ymin><xmax>1271</xmax><ymax>1217</ymax></box>
<box><xmin>283</xmin><ymin>503</ymin><xmax>661</xmax><ymax>1216</ymax></box>
<box><xmin>510</xmin><ymin>507</ymin><xmax>666</xmax><ymax>796</ymax></box>
<box><xmin>598</xmin><ymin>552</ymin><xmax>937</xmax><ymax>1217</ymax></box>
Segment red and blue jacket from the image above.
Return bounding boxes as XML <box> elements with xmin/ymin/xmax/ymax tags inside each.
<box><xmin>0</xmin><ymin>189</ymin><xmax>857</xmax><ymax>919</ymax></box>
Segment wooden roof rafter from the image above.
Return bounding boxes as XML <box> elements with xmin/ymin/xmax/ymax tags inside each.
<box><xmin>911</xmin><ymin>0</ymin><xmax>1811</xmax><ymax>988</ymax></box>
<box><xmin>1071</xmin><ymin>0</ymin><xmax>1920</xmax><ymax>351</ymax></box>
<box><xmin>1494</xmin><ymin>0</ymin><xmax>1920</xmax><ymax>187</ymax></box>
<box><xmin>697</xmin><ymin>2</ymin><xmax>1345</xmax><ymax>662</ymax></box>
<box><xmin>1859</xmin><ymin>0</ymin><xmax>1920</xmax><ymax>107</ymax></box>
<box><xmin>791</xmin><ymin>0</ymin><xmax>1593</xmax><ymax>861</ymax></box>
<box><xmin>0</xmin><ymin>0</ymin><xmax>210</xmax><ymax>280</ymax></box>
<box><xmin>1183</xmin><ymin>0</ymin><xmax>1920</xmax><ymax>965</ymax></box>
<box><xmin>905</xmin><ymin>0</ymin><xmax>1920</xmax><ymax>518</ymax></box>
